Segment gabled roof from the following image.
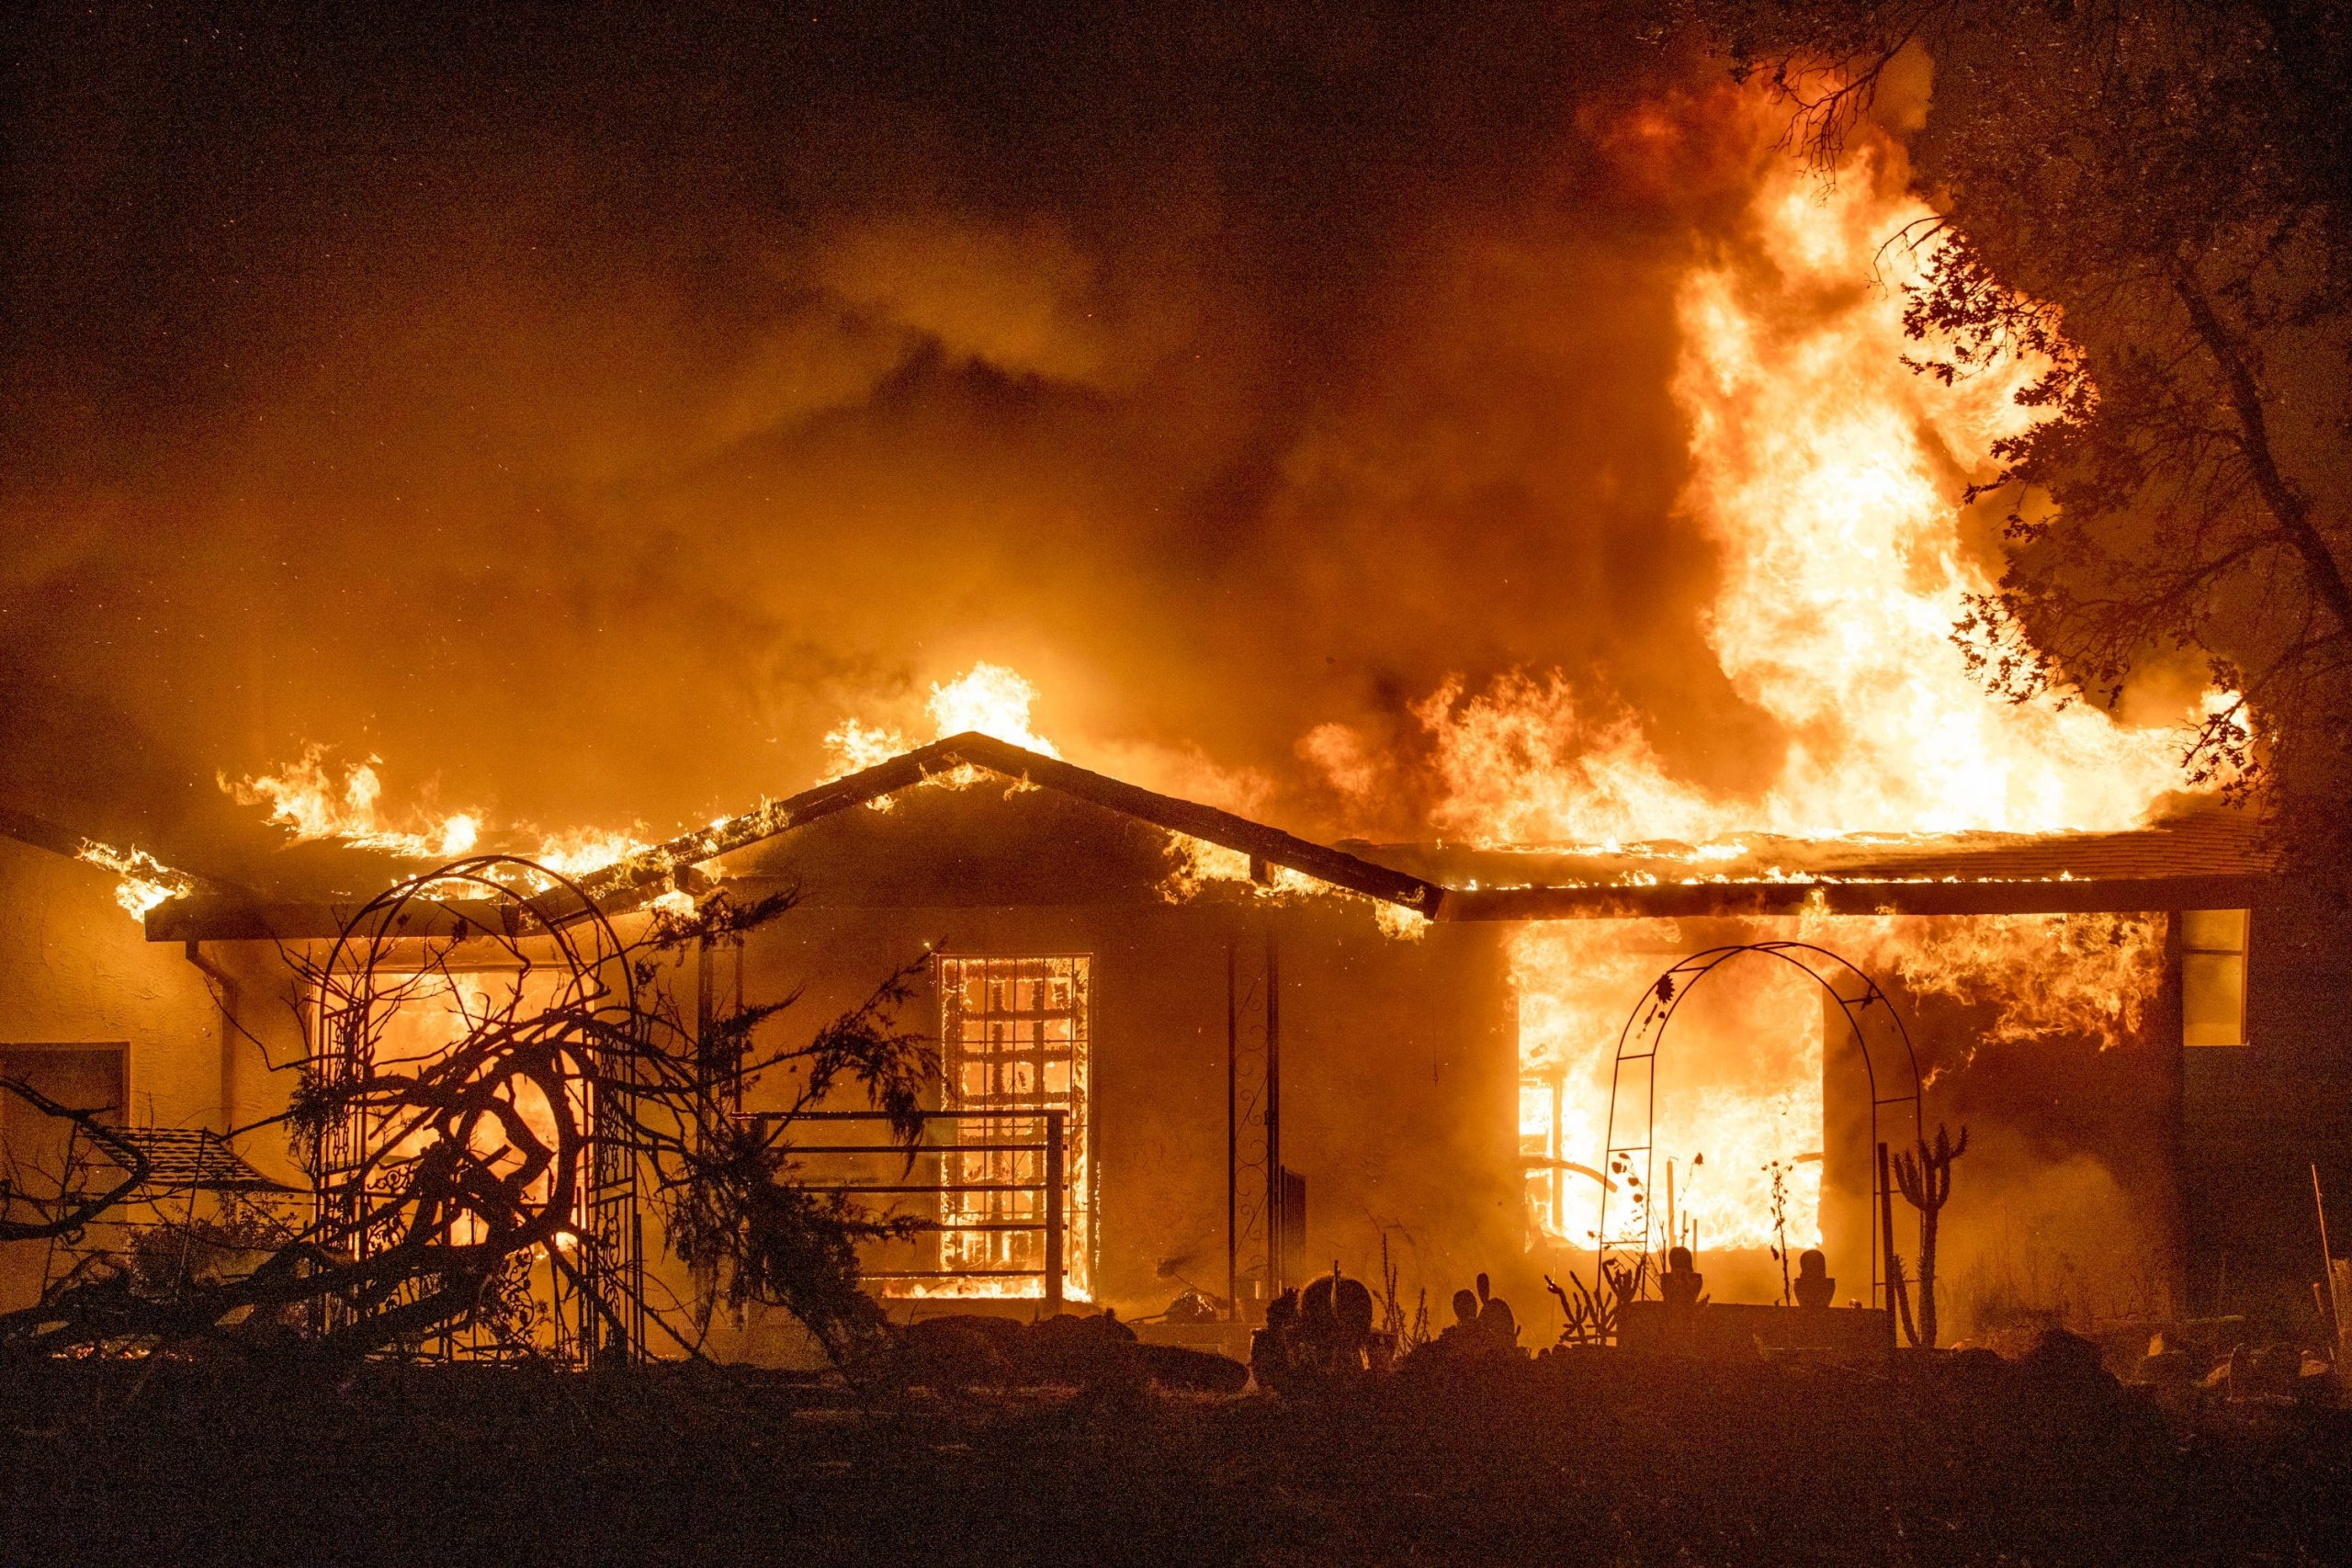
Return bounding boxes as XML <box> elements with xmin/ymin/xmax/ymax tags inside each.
<box><xmin>144</xmin><ymin>733</ymin><xmax>1448</xmax><ymax>942</ymax></box>
<box><xmin>135</xmin><ymin>734</ymin><xmax>2286</xmax><ymax>942</ymax></box>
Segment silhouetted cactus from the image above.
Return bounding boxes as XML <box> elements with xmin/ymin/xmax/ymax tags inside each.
<box><xmin>1892</xmin><ymin>1124</ymin><xmax>1968</xmax><ymax>1348</ymax></box>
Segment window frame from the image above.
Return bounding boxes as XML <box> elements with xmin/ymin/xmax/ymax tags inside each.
<box><xmin>0</xmin><ymin>1042</ymin><xmax>130</xmax><ymax>1126</ymax></box>
<box><xmin>2179</xmin><ymin>908</ymin><xmax>2252</xmax><ymax>1050</ymax></box>
<box><xmin>932</xmin><ymin>952</ymin><xmax>1095</xmax><ymax>1300</ymax></box>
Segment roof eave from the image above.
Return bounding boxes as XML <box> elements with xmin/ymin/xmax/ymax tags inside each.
<box><xmin>1441</xmin><ymin>872</ymin><xmax>2285</xmax><ymax>921</ymax></box>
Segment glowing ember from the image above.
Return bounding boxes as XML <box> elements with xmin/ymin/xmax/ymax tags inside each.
<box><xmin>893</xmin><ymin>1277</ymin><xmax>1095</xmax><ymax>1304</ymax></box>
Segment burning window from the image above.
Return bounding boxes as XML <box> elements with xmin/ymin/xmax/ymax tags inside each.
<box><xmin>935</xmin><ymin>955</ymin><xmax>1091</xmax><ymax>1300</ymax></box>
<box><xmin>1513</xmin><ymin>924</ymin><xmax>1826</xmax><ymax>1258</ymax></box>
<box><xmin>315</xmin><ymin>968</ymin><xmax>585</xmax><ymax>1242</ymax></box>
<box><xmin>2180</xmin><ymin>909</ymin><xmax>2250</xmax><ymax>1048</ymax></box>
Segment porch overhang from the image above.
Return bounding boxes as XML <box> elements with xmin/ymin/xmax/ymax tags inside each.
<box><xmin>1437</xmin><ymin>871</ymin><xmax>2281</xmax><ymax>920</ymax></box>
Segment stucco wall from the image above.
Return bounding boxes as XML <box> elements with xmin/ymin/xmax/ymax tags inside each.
<box><xmin>0</xmin><ymin>836</ymin><xmax>231</xmax><ymax>1130</ymax></box>
<box><xmin>8</xmin><ymin>810</ymin><xmax>2249</xmax><ymax>1355</ymax></box>
<box><xmin>2183</xmin><ymin>892</ymin><xmax>2352</xmax><ymax>1325</ymax></box>
<box><xmin>0</xmin><ymin>835</ymin><xmax>311</xmax><ymax>1306</ymax></box>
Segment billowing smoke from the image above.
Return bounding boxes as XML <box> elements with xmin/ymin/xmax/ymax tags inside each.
<box><xmin>2</xmin><ymin>3</ymin><xmax>1784</xmax><ymax>852</ymax></box>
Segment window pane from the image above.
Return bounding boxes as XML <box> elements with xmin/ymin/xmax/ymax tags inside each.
<box><xmin>2183</xmin><ymin>951</ymin><xmax>2247</xmax><ymax>1047</ymax></box>
<box><xmin>2181</xmin><ymin>908</ymin><xmax>2248</xmax><ymax>953</ymax></box>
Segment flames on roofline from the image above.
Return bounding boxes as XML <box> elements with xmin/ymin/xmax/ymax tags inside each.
<box><xmin>119</xmin><ymin>742</ymin><xmax>2272</xmax><ymax>944</ymax></box>
<box><xmin>128</xmin><ymin>731</ymin><xmax>1454</xmax><ymax>942</ymax></box>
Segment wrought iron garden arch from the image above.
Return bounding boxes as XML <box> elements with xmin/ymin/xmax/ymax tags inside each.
<box><xmin>1593</xmin><ymin>941</ymin><xmax>1924</xmax><ymax>1312</ymax></box>
<box><xmin>312</xmin><ymin>857</ymin><xmax>646</xmax><ymax>1364</ymax></box>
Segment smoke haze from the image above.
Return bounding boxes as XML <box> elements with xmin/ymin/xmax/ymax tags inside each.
<box><xmin>2</xmin><ymin>3</ymin><xmax>1835</xmax><ymax>852</ymax></box>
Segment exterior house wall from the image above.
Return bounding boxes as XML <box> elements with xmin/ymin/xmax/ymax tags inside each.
<box><xmin>0</xmin><ymin>836</ymin><xmax>310</xmax><ymax>1306</ymax></box>
<box><xmin>637</xmin><ymin>782</ymin><xmax>1519</xmax><ymax>1361</ymax></box>
<box><xmin>1904</xmin><ymin>951</ymin><xmax>2185</xmax><ymax>1338</ymax></box>
<box><xmin>685</xmin><ymin>892</ymin><xmax>1516</xmax><ymax>1363</ymax></box>
<box><xmin>0</xmin><ymin>836</ymin><xmax>229</xmax><ymax>1131</ymax></box>
<box><xmin>12</xmin><ymin>787</ymin><xmax>2331</xmax><ymax>1352</ymax></box>
<box><xmin>2183</xmin><ymin>889</ymin><xmax>2352</xmax><ymax>1325</ymax></box>
<box><xmin>1509</xmin><ymin>911</ymin><xmax>2188</xmax><ymax>1344</ymax></box>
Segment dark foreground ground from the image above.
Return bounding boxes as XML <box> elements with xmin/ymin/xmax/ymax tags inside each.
<box><xmin>2</xmin><ymin>1349</ymin><xmax>2347</xmax><ymax>1567</ymax></box>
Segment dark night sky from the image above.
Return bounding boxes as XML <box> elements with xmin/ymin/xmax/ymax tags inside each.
<box><xmin>4</xmin><ymin>3</ymin><xmax>1788</xmax><ymax>854</ymax></box>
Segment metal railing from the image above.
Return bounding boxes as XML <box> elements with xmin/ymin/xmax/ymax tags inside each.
<box><xmin>737</xmin><ymin>1108</ymin><xmax>1068</xmax><ymax>1313</ymax></box>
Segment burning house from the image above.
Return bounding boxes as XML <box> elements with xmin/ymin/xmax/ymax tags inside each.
<box><xmin>2</xmin><ymin>728</ymin><xmax>2332</xmax><ymax>1362</ymax></box>
<box><xmin>5</xmin><ymin>38</ymin><xmax>2345</xmax><ymax>1370</ymax></box>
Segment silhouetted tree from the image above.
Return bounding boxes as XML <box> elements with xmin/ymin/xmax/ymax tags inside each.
<box><xmin>0</xmin><ymin>1077</ymin><xmax>147</xmax><ymax>1243</ymax></box>
<box><xmin>1677</xmin><ymin>0</ymin><xmax>2352</xmax><ymax>871</ymax></box>
<box><xmin>0</xmin><ymin>857</ymin><xmax>933</xmax><ymax>1365</ymax></box>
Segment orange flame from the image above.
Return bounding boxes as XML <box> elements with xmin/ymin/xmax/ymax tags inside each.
<box><xmin>1676</xmin><ymin>150</ymin><xmax>2199</xmax><ymax>835</ymax></box>
<box><xmin>1396</xmin><ymin>140</ymin><xmax>2212</xmax><ymax>847</ymax></box>
<box><xmin>75</xmin><ymin>840</ymin><xmax>196</xmax><ymax>920</ymax></box>
<box><xmin>528</xmin><ymin>828</ymin><xmax>655</xmax><ymax>880</ymax></box>
<box><xmin>221</xmin><ymin>744</ymin><xmax>481</xmax><ymax>859</ymax></box>
<box><xmin>1462</xmin><ymin>118</ymin><xmax>2202</xmax><ymax>1257</ymax></box>
<box><xmin>926</xmin><ymin>662</ymin><xmax>1059</xmax><ymax>757</ymax></box>
<box><xmin>1514</xmin><ymin>921</ymin><xmax>1825</xmax><ymax>1252</ymax></box>
<box><xmin>820</xmin><ymin>660</ymin><xmax>1060</xmax><ymax>787</ymax></box>
<box><xmin>220</xmin><ymin>745</ymin><xmax>650</xmax><ymax>891</ymax></box>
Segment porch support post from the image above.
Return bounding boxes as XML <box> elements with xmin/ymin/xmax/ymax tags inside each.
<box><xmin>1045</xmin><ymin>1109</ymin><xmax>1066</xmax><ymax>1316</ymax></box>
<box><xmin>1226</xmin><ymin>940</ymin><xmax>1238</xmax><ymax>1322</ymax></box>
<box><xmin>1877</xmin><ymin>1140</ymin><xmax>1899</xmax><ymax>1348</ymax></box>
<box><xmin>1264</xmin><ymin>928</ymin><xmax>1282</xmax><ymax>1298</ymax></box>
